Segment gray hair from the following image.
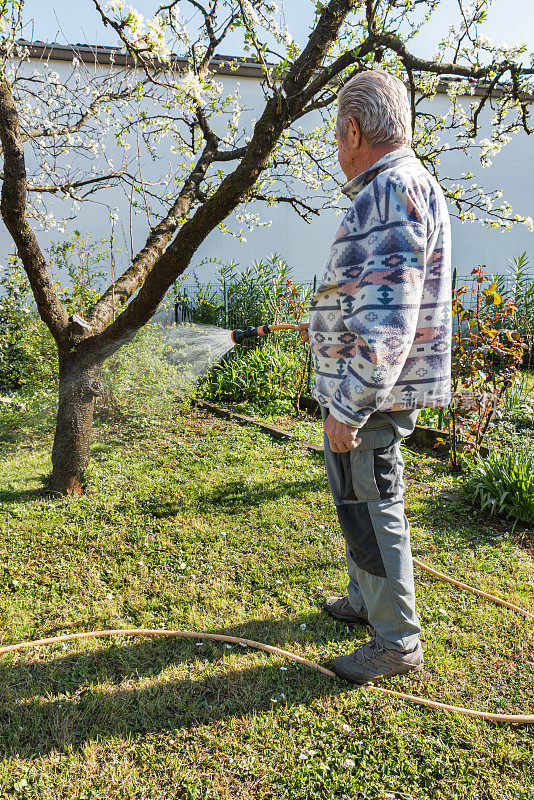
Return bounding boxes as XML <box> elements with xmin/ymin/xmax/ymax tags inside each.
<box><xmin>336</xmin><ymin>70</ymin><xmax>412</xmax><ymax>147</ymax></box>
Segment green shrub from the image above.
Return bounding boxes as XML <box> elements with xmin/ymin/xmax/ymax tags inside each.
<box><xmin>172</xmin><ymin>275</ymin><xmax>223</xmax><ymax>326</ymax></box>
<box><xmin>1</xmin><ymin>245</ymin><xmax>311</xmax><ymax>416</ymax></box>
<box><xmin>461</xmin><ymin>445</ymin><xmax>534</xmax><ymax>525</ymax></box>
<box><xmin>182</xmin><ymin>256</ymin><xmax>312</xmax><ymax>410</ymax></box>
<box><xmin>17</xmin><ymin>316</ymin><xmax>58</xmax><ymax>400</ymax></box>
<box><xmin>199</xmin><ymin>344</ymin><xmax>306</xmax><ymax>408</ymax></box>
<box><xmin>0</xmin><ymin>257</ymin><xmax>33</xmax><ymax>393</ymax></box>
<box><xmin>0</xmin><ymin>232</ymin><xmax>111</xmax><ymax>399</ymax></box>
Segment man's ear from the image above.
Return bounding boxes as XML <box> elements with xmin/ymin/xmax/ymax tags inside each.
<box><xmin>347</xmin><ymin>116</ymin><xmax>361</xmax><ymax>148</ymax></box>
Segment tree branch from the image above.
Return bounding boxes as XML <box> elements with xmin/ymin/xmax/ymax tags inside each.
<box><xmin>249</xmin><ymin>192</ymin><xmax>323</xmax><ymax>221</ymax></box>
<box><xmin>282</xmin><ymin>0</ymin><xmax>363</xmax><ymax>106</ymax></box>
<box><xmin>19</xmin><ymin>86</ymin><xmax>139</xmax><ymax>146</ymax></box>
<box><xmin>469</xmin><ymin>67</ymin><xmax>508</xmax><ymax>138</ymax></box>
<box><xmin>213</xmin><ymin>144</ymin><xmax>249</xmax><ymax>161</ymax></box>
<box><xmin>80</xmin><ymin>0</ymin><xmax>362</xmax><ymax>362</ymax></box>
<box><xmin>296</xmin><ymin>35</ymin><xmax>375</xmax><ymax>109</ymax></box>
<box><xmin>85</xmin><ymin>130</ymin><xmax>220</xmax><ymax>333</ymax></box>
<box><xmin>376</xmin><ymin>31</ymin><xmax>515</xmax><ymax>81</ymax></box>
<box><xmin>25</xmin><ymin>170</ymin><xmax>128</xmax><ymax>195</ymax></box>
<box><xmin>0</xmin><ymin>74</ymin><xmax>68</xmax><ymax>341</ymax></box>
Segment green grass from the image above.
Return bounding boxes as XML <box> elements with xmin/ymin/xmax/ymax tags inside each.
<box><xmin>0</xmin><ymin>404</ymin><xmax>533</xmax><ymax>799</ymax></box>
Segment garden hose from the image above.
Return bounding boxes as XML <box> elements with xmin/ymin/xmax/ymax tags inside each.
<box><xmin>1</xmin><ymin>556</ymin><xmax>533</xmax><ymax>724</ymax></box>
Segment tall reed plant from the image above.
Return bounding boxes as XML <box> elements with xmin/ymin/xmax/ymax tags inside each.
<box><xmin>174</xmin><ymin>255</ymin><xmax>312</xmax><ymax>339</ymax></box>
<box><xmin>507</xmin><ymin>253</ymin><xmax>534</xmax><ymax>370</ymax></box>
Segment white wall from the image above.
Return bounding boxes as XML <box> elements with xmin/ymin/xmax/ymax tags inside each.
<box><xmin>1</xmin><ymin>55</ymin><xmax>533</xmax><ymax>294</ymax></box>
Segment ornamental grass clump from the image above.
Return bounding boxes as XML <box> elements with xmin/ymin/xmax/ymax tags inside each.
<box><xmin>461</xmin><ymin>445</ymin><xmax>534</xmax><ymax>525</ymax></box>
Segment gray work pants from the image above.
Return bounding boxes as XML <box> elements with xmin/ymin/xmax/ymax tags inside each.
<box><xmin>321</xmin><ymin>405</ymin><xmax>421</xmax><ymax>652</ymax></box>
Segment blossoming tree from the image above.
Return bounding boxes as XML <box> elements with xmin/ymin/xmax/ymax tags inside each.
<box><xmin>0</xmin><ymin>0</ymin><xmax>531</xmax><ymax>494</ymax></box>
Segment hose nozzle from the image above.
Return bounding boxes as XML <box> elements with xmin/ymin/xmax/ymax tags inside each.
<box><xmin>230</xmin><ymin>325</ymin><xmax>262</xmax><ymax>344</ymax></box>
<box><xmin>230</xmin><ymin>323</ymin><xmax>297</xmax><ymax>344</ymax></box>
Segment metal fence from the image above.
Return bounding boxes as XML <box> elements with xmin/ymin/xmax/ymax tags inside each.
<box><xmin>153</xmin><ymin>271</ymin><xmax>534</xmax><ymax>327</ymax></box>
<box><xmin>157</xmin><ymin>278</ymin><xmax>318</xmax><ymax>329</ymax></box>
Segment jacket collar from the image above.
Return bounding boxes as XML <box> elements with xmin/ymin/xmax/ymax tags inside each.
<box><xmin>341</xmin><ymin>147</ymin><xmax>415</xmax><ymax>200</ymax></box>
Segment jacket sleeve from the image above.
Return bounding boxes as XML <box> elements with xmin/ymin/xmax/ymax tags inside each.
<box><xmin>328</xmin><ymin>183</ymin><xmax>428</xmax><ymax>428</ymax></box>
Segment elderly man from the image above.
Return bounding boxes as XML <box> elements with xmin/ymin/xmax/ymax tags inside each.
<box><xmin>298</xmin><ymin>70</ymin><xmax>451</xmax><ymax>684</ymax></box>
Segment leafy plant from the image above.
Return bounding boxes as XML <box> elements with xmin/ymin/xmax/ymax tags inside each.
<box><xmin>501</xmin><ymin>372</ymin><xmax>534</xmax><ymax>423</ymax></box>
<box><xmin>46</xmin><ymin>230</ymin><xmax>109</xmax><ymax>317</ymax></box>
<box><xmin>199</xmin><ymin>343</ymin><xmax>304</xmax><ymax>408</ymax></box>
<box><xmin>0</xmin><ymin>233</ymin><xmax>111</xmax><ymax>399</ymax></box>
<box><xmin>173</xmin><ymin>276</ymin><xmax>223</xmax><ymax>326</ymax></box>
<box><xmin>182</xmin><ymin>257</ymin><xmax>312</xmax><ymax>410</ymax></box>
<box><xmin>16</xmin><ymin>316</ymin><xmax>58</xmax><ymax>401</ymax></box>
<box><xmin>449</xmin><ymin>265</ymin><xmax>527</xmax><ymax>468</ymax></box>
<box><xmin>462</xmin><ymin>444</ymin><xmax>534</xmax><ymax>525</ymax></box>
<box><xmin>416</xmin><ymin>407</ymin><xmax>442</xmax><ymax>428</ymax></box>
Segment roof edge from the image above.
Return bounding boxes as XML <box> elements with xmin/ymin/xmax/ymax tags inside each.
<box><xmin>17</xmin><ymin>40</ymin><xmax>534</xmax><ymax>101</ymax></box>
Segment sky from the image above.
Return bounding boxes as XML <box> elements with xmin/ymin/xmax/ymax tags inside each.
<box><xmin>17</xmin><ymin>0</ymin><xmax>534</xmax><ymax>64</ymax></box>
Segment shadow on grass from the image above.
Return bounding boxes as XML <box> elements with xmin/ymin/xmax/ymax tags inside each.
<box><xmin>136</xmin><ymin>476</ymin><xmax>329</xmax><ymax>519</ymax></box>
<box><xmin>409</xmin><ymin>486</ymin><xmax>534</xmax><ymax>551</ymax></box>
<box><xmin>0</xmin><ymin>487</ymin><xmax>43</xmax><ymax>504</ymax></box>
<box><xmin>198</xmin><ymin>477</ymin><xmax>329</xmax><ymax>511</ymax></box>
<box><xmin>0</xmin><ymin>612</ymin><xmax>358</xmax><ymax>758</ymax></box>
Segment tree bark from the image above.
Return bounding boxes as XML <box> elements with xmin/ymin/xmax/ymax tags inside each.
<box><xmin>47</xmin><ymin>354</ymin><xmax>102</xmax><ymax>495</ymax></box>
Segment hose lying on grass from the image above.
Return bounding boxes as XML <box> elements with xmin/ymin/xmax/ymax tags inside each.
<box><xmin>1</xmin><ymin>556</ymin><xmax>532</xmax><ymax>724</ymax></box>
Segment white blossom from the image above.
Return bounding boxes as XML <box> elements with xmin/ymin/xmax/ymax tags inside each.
<box><xmin>242</xmin><ymin>0</ymin><xmax>260</xmax><ymax>26</ymax></box>
<box><xmin>179</xmin><ymin>71</ymin><xmax>206</xmax><ymax>105</ymax></box>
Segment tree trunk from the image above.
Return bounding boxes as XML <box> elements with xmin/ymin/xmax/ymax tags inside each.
<box><xmin>47</xmin><ymin>355</ymin><xmax>102</xmax><ymax>495</ymax></box>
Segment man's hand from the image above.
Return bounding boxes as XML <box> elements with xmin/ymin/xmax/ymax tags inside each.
<box><xmin>297</xmin><ymin>322</ymin><xmax>309</xmax><ymax>343</ymax></box>
<box><xmin>324</xmin><ymin>413</ymin><xmax>361</xmax><ymax>453</ymax></box>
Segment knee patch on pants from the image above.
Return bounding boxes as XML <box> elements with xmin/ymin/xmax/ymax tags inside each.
<box><xmin>336</xmin><ymin>502</ymin><xmax>386</xmax><ymax>578</ymax></box>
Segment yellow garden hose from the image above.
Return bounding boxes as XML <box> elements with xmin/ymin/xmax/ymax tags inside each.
<box><xmin>1</xmin><ymin>556</ymin><xmax>532</xmax><ymax>724</ymax></box>
<box><xmin>412</xmin><ymin>556</ymin><xmax>534</xmax><ymax>621</ymax></box>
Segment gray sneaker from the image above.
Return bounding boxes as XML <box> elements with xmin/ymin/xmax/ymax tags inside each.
<box><xmin>333</xmin><ymin>637</ymin><xmax>424</xmax><ymax>684</ymax></box>
<box><xmin>323</xmin><ymin>595</ymin><xmax>369</xmax><ymax>624</ymax></box>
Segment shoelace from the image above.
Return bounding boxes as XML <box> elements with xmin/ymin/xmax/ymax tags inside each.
<box><xmin>355</xmin><ymin>637</ymin><xmax>386</xmax><ymax>663</ymax></box>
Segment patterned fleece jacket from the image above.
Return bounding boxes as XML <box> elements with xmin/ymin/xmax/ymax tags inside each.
<box><xmin>309</xmin><ymin>147</ymin><xmax>452</xmax><ymax>428</ymax></box>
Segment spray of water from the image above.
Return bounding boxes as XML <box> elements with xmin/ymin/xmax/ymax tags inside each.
<box><xmin>161</xmin><ymin>323</ymin><xmax>236</xmax><ymax>390</ymax></box>
<box><xmin>98</xmin><ymin>322</ymin><xmax>237</xmax><ymax>421</ymax></box>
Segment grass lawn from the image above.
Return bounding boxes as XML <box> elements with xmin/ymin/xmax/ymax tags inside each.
<box><xmin>1</xmin><ymin>404</ymin><xmax>533</xmax><ymax>799</ymax></box>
